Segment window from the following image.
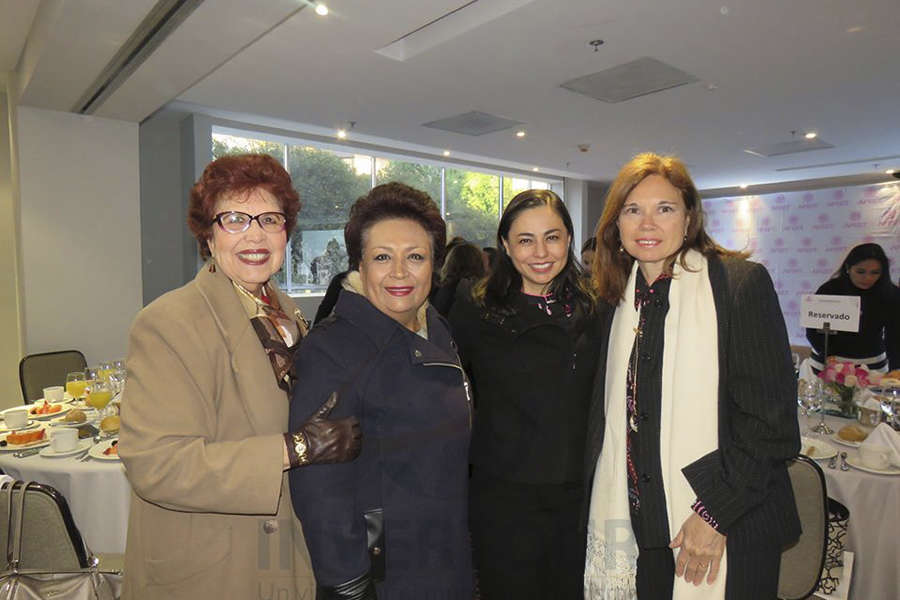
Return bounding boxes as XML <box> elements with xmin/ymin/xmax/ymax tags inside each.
<box><xmin>212</xmin><ymin>131</ymin><xmax>563</xmax><ymax>294</ymax></box>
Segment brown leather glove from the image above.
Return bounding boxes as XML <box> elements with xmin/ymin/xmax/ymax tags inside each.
<box><xmin>287</xmin><ymin>392</ymin><xmax>361</xmax><ymax>467</ymax></box>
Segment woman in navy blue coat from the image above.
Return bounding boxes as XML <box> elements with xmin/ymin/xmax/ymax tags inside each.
<box><xmin>288</xmin><ymin>182</ymin><xmax>473</xmax><ymax>600</ymax></box>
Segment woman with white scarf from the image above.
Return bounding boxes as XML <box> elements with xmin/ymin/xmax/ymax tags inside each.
<box><xmin>583</xmin><ymin>153</ymin><xmax>800</xmax><ymax>600</ymax></box>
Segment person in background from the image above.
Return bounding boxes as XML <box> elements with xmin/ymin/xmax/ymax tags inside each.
<box><xmin>119</xmin><ymin>154</ymin><xmax>361</xmax><ymax>600</ymax></box>
<box><xmin>289</xmin><ymin>183</ymin><xmax>473</xmax><ymax>599</ymax></box>
<box><xmin>431</xmin><ymin>241</ymin><xmax>486</xmax><ymax>316</ymax></box>
<box><xmin>314</xmin><ymin>270</ymin><xmax>349</xmax><ymax>325</ymax></box>
<box><xmin>584</xmin><ymin>153</ymin><xmax>800</xmax><ymax>599</ymax></box>
<box><xmin>481</xmin><ymin>246</ymin><xmax>498</xmax><ymax>274</ymax></box>
<box><xmin>806</xmin><ymin>242</ymin><xmax>899</xmax><ymax>372</ymax></box>
<box><xmin>581</xmin><ymin>236</ymin><xmax>597</xmax><ymax>270</ymax></box>
<box><xmin>449</xmin><ymin>189</ymin><xmax>600</xmax><ymax>599</ymax></box>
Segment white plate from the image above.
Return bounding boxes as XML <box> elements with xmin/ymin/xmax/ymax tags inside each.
<box><xmin>1</xmin><ymin>428</ymin><xmax>50</xmax><ymax>451</ymax></box>
<box><xmin>88</xmin><ymin>439</ymin><xmax>120</xmax><ymax>461</ymax></box>
<box><xmin>39</xmin><ymin>439</ymin><xmax>92</xmax><ymax>458</ymax></box>
<box><xmin>0</xmin><ymin>420</ymin><xmax>38</xmax><ymax>433</ymax></box>
<box><xmin>27</xmin><ymin>403</ymin><xmax>72</xmax><ymax>420</ymax></box>
<box><xmin>845</xmin><ymin>456</ymin><xmax>900</xmax><ymax>476</ymax></box>
<box><xmin>800</xmin><ymin>437</ymin><xmax>838</xmax><ymax>460</ymax></box>
<box><xmin>831</xmin><ymin>433</ymin><xmax>863</xmax><ymax>448</ymax></box>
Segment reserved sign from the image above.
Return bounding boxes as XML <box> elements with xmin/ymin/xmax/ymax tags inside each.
<box><xmin>800</xmin><ymin>294</ymin><xmax>860</xmax><ymax>332</ymax></box>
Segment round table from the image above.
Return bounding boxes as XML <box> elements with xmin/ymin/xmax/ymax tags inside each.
<box><xmin>801</xmin><ymin>413</ymin><xmax>900</xmax><ymax>600</ymax></box>
<box><xmin>0</xmin><ymin>444</ymin><xmax>130</xmax><ymax>554</ymax></box>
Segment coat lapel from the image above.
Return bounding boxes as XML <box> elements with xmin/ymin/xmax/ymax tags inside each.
<box><xmin>194</xmin><ymin>266</ymin><xmax>289</xmax><ymax>435</ymax></box>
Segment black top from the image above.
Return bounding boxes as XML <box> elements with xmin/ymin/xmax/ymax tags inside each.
<box><xmin>449</xmin><ymin>284</ymin><xmax>601</xmax><ymax>484</ymax></box>
<box><xmin>312</xmin><ymin>271</ymin><xmax>348</xmax><ymax>325</ymax></box>
<box><xmin>627</xmin><ymin>270</ymin><xmax>673</xmax><ymax>548</ymax></box>
<box><xmin>806</xmin><ymin>277</ymin><xmax>900</xmax><ymax>370</ymax></box>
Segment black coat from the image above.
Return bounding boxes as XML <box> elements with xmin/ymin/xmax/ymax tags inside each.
<box><xmin>585</xmin><ymin>255</ymin><xmax>801</xmax><ymax>554</ymax></box>
<box><xmin>289</xmin><ymin>290</ymin><xmax>473</xmax><ymax>599</ymax></box>
<box><xmin>449</xmin><ymin>284</ymin><xmax>603</xmax><ymax>484</ymax></box>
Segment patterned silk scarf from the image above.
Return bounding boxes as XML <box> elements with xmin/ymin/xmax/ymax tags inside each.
<box><xmin>233</xmin><ymin>281</ymin><xmax>309</xmax><ymax>392</ymax></box>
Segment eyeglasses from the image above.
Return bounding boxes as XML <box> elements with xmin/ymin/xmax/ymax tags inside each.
<box><xmin>214</xmin><ymin>211</ymin><xmax>287</xmax><ymax>234</ymax></box>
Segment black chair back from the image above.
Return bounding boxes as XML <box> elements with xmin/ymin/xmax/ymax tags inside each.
<box><xmin>18</xmin><ymin>350</ymin><xmax>87</xmax><ymax>404</ymax></box>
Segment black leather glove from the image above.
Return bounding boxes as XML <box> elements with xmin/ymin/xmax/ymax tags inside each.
<box><xmin>317</xmin><ymin>572</ymin><xmax>377</xmax><ymax>600</ymax></box>
<box><xmin>286</xmin><ymin>392</ymin><xmax>361</xmax><ymax>467</ymax></box>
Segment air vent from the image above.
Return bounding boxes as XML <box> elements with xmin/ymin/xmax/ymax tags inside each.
<box><xmin>775</xmin><ymin>154</ymin><xmax>900</xmax><ymax>171</ymax></box>
<box><xmin>560</xmin><ymin>57</ymin><xmax>698</xmax><ymax>103</ymax></box>
<box><xmin>422</xmin><ymin>111</ymin><xmax>524</xmax><ymax>136</ymax></box>
<box><xmin>745</xmin><ymin>138</ymin><xmax>835</xmax><ymax>158</ymax></box>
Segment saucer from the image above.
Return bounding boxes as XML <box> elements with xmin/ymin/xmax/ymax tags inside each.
<box><xmin>39</xmin><ymin>439</ymin><xmax>92</xmax><ymax>458</ymax></box>
<box><xmin>800</xmin><ymin>436</ymin><xmax>837</xmax><ymax>460</ymax></box>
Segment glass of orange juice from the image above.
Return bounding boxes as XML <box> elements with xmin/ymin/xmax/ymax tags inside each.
<box><xmin>66</xmin><ymin>372</ymin><xmax>87</xmax><ymax>400</ymax></box>
<box><xmin>87</xmin><ymin>379</ymin><xmax>113</xmax><ymax>415</ymax></box>
<box><xmin>98</xmin><ymin>361</ymin><xmax>114</xmax><ymax>382</ymax></box>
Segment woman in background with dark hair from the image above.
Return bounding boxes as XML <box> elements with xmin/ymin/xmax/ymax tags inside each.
<box><xmin>807</xmin><ymin>242</ymin><xmax>899</xmax><ymax>371</ymax></box>
<box><xmin>448</xmin><ymin>189</ymin><xmax>600</xmax><ymax>599</ymax></box>
<box><xmin>431</xmin><ymin>241</ymin><xmax>486</xmax><ymax>316</ymax></box>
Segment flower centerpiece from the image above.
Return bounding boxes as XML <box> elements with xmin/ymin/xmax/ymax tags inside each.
<box><xmin>817</xmin><ymin>359</ymin><xmax>884</xmax><ymax>418</ymax></box>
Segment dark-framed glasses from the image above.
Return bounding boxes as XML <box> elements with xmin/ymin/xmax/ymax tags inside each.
<box><xmin>214</xmin><ymin>211</ymin><xmax>287</xmax><ymax>234</ymax></box>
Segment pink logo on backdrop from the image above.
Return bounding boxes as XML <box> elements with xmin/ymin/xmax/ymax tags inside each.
<box><xmin>813</xmin><ymin>257</ymin><xmax>832</xmax><ymax>275</ymax></box>
<box><xmin>813</xmin><ymin>212</ymin><xmax>834</xmax><ymax>230</ymax></box>
<box><xmin>850</xmin><ymin>211</ymin><xmax>861</xmax><ymax>221</ymax></box>
<box><xmin>788</xmin><ymin>300</ymin><xmax>799</xmax><ymax>311</ymax></box>
<box><xmin>797</xmin><ymin>236</ymin><xmax>816</xmax><ymax>252</ymax></box>
<box><xmin>801</xmin><ymin>280</ymin><xmax>813</xmax><ymax>290</ymax></box>
<box><xmin>858</xmin><ymin>188</ymin><xmax>882</xmax><ymax>204</ymax></box>
<box><xmin>776</xmin><ymin>195</ymin><xmax>787</xmax><ymax>204</ymax></box>
<box><xmin>834</xmin><ymin>190</ymin><xmax>844</xmax><ymax>200</ymax></box>
<box><xmin>784</xmin><ymin>213</ymin><xmax>803</xmax><ymax>231</ymax></box>
<box><xmin>804</xmin><ymin>192</ymin><xmax>815</xmax><ymax>202</ymax></box>
<box><xmin>827</xmin><ymin>235</ymin><xmax>845</xmax><ymax>251</ymax></box>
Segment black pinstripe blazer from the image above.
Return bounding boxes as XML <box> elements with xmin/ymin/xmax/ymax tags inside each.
<box><xmin>584</xmin><ymin>254</ymin><xmax>802</xmax><ymax>552</ymax></box>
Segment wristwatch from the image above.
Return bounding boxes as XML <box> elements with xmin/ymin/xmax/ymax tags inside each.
<box><xmin>291</xmin><ymin>431</ymin><xmax>310</xmax><ymax>466</ymax></box>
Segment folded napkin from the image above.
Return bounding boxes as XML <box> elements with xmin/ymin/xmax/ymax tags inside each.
<box><xmin>798</xmin><ymin>358</ymin><xmax>816</xmax><ymax>383</ymax></box>
<box><xmin>860</xmin><ymin>423</ymin><xmax>900</xmax><ymax>467</ymax></box>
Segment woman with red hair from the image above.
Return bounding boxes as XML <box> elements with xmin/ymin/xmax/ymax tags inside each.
<box><xmin>119</xmin><ymin>154</ymin><xmax>361</xmax><ymax>600</ymax></box>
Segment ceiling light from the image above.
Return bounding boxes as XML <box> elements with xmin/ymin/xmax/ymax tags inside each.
<box><xmin>315</xmin><ymin>3</ymin><xmax>329</xmax><ymax>16</ymax></box>
<box><xmin>516</xmin><ymin>130</ymin><xmax>526</xmax><ymax>138</ymax></box>
<box><xmin>532</xmin><ymin>167</ymin><xmax>539</xmax><ymax>172</ymax></box>
<box><xmin>887</xmin><ymin>169</ymin><xmax>896</xmax><ymax>175</ymax></box>
<box><xmin>442</xmin><ymin>150</ymin><xmax>451</xmax><ymax>157</ymax></box>
<box><xmin>739</xmin><ymin>183</ymin><xmax>748</xmax><ymax>190</ymax></box>
<box><xmin>336</xmin><ymin>129</ymin><xmax>347</xmax><ymax>139</ymax></box>
<box><xmin>846</xmin><ymin>26</ymin><xmax>863</xmax><ymax>33</ymax></box>
<box><xmin>804</xmin><ymin>132</ymin><xmax>817</xmax><ymax>139</ymax></box>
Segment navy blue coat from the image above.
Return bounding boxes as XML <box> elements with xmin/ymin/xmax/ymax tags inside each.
<box><xmin>289</xmin><ymin>289</ymin><xmax>473</xmax><ymax>599</ymax></box>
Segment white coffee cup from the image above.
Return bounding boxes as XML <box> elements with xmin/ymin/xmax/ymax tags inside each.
<box><xmin>4</xmin><ymin>408</ymin><xmax>29</xmax><ymax>429</ymax></box>
<box><xmin>50</xmin><ymin>428</ymin><xmax>78</xmax><ymax>452</ymax></box>
<box><xmin>859</xmin><ymin>445</ymin><xmax>892</xmax><ymax>470</ymax></box>
<box><xmin>43</xmin><ymin>386</ymin><xmax>64</xmax><ymax>403</ymax></box>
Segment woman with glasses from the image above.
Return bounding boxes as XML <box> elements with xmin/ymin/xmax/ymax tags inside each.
<box><xmin>119</xmin><ymin>154</ymin><xmax>361</xmax><ymax>600</ymax></box>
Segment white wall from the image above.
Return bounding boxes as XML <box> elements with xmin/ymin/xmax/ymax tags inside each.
<box><xmin>17</xmin><ymin>106</ymin><xmax>142</xmax><ymax>365</ymax></box>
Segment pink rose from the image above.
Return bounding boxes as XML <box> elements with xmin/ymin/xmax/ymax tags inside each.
<box><xmin>822</xmin><ymin>369</ymin><xmax>837</xmax><ymax>383</ymax></box>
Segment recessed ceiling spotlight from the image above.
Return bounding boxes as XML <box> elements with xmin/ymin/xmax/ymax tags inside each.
<box><xmin>516</xmin><ymin>130</ymin><xmax>526</xmax><ymax>138</ymax></box>
<box><xmin>846</xmin><ymin>26</ymin><xmax>863</xmax><ymax>33</ymax></box>
<box><xmin>739</xmin><ymin>183</ymin><xmax>748</xmax><ymax>190</ymax></box>
<box><xmin>886</xmin><ymin>169</ymin><xmax>896</xmax><ymax>175</ymax></box>
<box><xmin>315</xmin><ymin>3</ymin><xmax>329</xmax><ymax>16</ymax></box>
<box><xmin>532</xmin><ymin>167</ymin><xmax>540</xmax><ymax>172</ymax></box>
<box><xmin>442</xmin><ymin>150</ymin><xmax>451</xmax><ymax>157</ymax></box>
<box><xmin>804</xmin><ymin>132</ymin><xmax>817</xmax><ymax>139</ymax></box>
<box><xmin>336</xmin><ymin>129</ymin><xmax>347</xmax><ymax>139</ymax></box>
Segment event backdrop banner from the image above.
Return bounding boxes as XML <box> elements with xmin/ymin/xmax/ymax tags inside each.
<box><xmin>705</xmin><ymin>182</ymin><xmax>900</xmax><ymax>345</ymax></box>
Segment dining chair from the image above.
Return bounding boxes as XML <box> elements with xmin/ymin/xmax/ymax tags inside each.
<box><xmin>777</xmin><ymin>455</ymin><xmax>828</xmax><ymax>600</ymax></box>
<box><xmin>18</xmin><ymin>349</ymin><xmax>87</xmax><ymax>404</ymax></box>
<box><xmin>0</xmin><ymin>480</ymin><xmax>90</xmax><ymax>570</ymax></box>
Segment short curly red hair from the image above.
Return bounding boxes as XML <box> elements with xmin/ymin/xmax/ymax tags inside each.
<box><xmin>187</xmin><ymin>154</ymin><xmax>301</xmax><ymax>259</ymax></box>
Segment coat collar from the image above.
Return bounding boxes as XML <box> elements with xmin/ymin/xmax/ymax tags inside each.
<box><xmin>332</xmin><ymin>284</ymin><xmax>459</xmax><ymax>366</ymax></box>
<box><xmin>193</xmin><ymin>263</ymin><xmax>296</xmax><ymax>434</ymax></box>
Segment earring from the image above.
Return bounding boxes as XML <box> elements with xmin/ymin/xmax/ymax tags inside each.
<box><xmin>208</xmin><ymin>255</ymin><xmax>217</xmax><ymax>273</ymax></box>
<box><xmin>618</xmin><ymin>244</ymin><xmax>625</xmax><ymax>254</ymax></box>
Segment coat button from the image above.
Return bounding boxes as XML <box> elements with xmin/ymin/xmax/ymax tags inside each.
<box><xmin>641</xmin><ymin>353</ymin><xmax>652</xmax><ymax>362</ymax></box>
<box><xmin>639</xmin><ymin>411</ymin><xmax>649</xmax><ymax>422</ymax></box>
<box><xmin>371</xmin><ymin>546</ymin><xmax>382</xmax><ymax>556</ymax></box>
<box><xmin>263</xmin><ymin>519</ymin><xmax>279</xmax><ymax>534</ymax></box>
<box><xmin>414</xmin><ymin>349</ymin><xmax>422</xmax><ymax>358</ymax></box>
<box><xmin>654</xmin><ymin>299</ymin><xmax>663</xmax><ymax>307</ymax></box>
<box><xmin>641</xmin><ymin>473</ymin><xmax>652</xmax><ymax>483</ymax></box>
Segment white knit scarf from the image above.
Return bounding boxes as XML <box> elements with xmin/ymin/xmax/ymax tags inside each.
<box><xmin>585</xmin><ymin>250</ymin><xmax>727</xmax><ymax>600</ymax></box>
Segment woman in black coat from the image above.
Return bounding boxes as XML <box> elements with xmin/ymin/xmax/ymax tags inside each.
<box><xmin>448</xmin><ymin>189</ymin><xmax>600</xmax><ymax>600</ymax></box>
<box><xmin>289</xmin><ymin>183</ymin><xmax>473</xmax><ymax>599</ymax></box>
<box><xmin>584</xmin><ymin>153</ymin><xmax>799</xmax><ymax>600</ymax></box>
<box><xmin>806</xmin><ymin>243</ymin><xmax>899</xmax><ymax>372</ymax></box>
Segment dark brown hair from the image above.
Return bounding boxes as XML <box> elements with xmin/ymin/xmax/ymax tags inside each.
<box><xmin>344</xmin><ymin>182</ymin><xmax>446</xmax><ymax>271</ymax></box>
<box><xmin>592</xmin><ymin>152</ymin><xmax>744</xmax><ymax>304</ymax></box>
<box><xmin>440</xmin><ymin>242</ymin><xmax>485</xmax><ymax>285</ymax></box>
<box><xmin>188</xmin><ymin>154</ymin><xmax>300</xmax><ymax>259</ymax></box>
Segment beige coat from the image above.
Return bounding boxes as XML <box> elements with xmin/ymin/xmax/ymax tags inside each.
<box><xmin>119</xmin><ymin>266</ymin><xmax>314</xmax><ymax>600</ymax></box>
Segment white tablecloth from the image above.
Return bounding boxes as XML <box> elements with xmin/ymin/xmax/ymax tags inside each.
<box><xmin>0</xmin><ymin>447</ymin><xmax>131</xmax><ymax>554</ymax></box>
<box><xmin>802</xmin><ymin>413</ymin><xmax>900</xmax><ymax>600</ymax></box>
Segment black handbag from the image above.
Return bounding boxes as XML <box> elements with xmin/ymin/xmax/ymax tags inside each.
<box><xmin>0</xmin><ymin>481</ymin><xmax>122</xmax><ymax>600</ymax></box>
